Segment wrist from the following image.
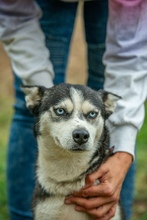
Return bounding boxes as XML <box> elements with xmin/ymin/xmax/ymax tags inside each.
<box><xmin>113</xmin><ymin>152</ymin><xmax>133</xmax><ymax>174</ymax></box>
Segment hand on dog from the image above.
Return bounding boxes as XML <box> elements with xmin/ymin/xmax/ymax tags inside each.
<box><xmin>65</xmin><ymin>152</ymin><xmax>132</xmax><ymax>220</ymax></box>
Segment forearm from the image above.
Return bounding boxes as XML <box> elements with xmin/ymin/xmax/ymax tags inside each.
<box><xmin>103</xmin><ymin>0</ymin><xmax>147</xmax><ymax>158</ymax></box>
<box><xmin>112</xmin><ymin>152</ymin><xmax>133</xmax><ymax>175</ymax></box>
<box><xmin>3</xmin><ymin>19</ymin><xmax>54</xmax><ymax>87</ymax></box>
<box><xmin>0</xmin><ymin>1</ymin><xmax>54</xmax><ymax>88</ymax></box>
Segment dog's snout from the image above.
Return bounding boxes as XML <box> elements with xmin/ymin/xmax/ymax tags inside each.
<box><xmin>72</xmin><ymin>129</ymin><xmax>89</xmax><ymax>145</ymax></box>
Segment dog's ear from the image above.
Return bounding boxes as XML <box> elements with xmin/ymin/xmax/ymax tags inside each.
<box><xmin>21</xmin><ymin>85</ymin><xmax>46</xmax><ymax>116</ymax></box>
<box><xmin>98</xmin><ymin>90</ymin><xmax>121</xmax><ymax>119</ymax></box>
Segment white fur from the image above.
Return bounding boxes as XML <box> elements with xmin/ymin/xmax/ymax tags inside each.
<box><xmin>35</xmin><ymin>197</ymin><xmax>92</xmax><ymax>220</ymax></box>
<box><xmin>104</xmin><ymin>93</ymin><xmax>120</xmax><ymax>113</ymax></box>
<box><xmin>111</xmin><ymin>205</ymin><xmax>121</xmax><ymax>220</ymax></box>
<box><xmin>23</xmin><ymin>87</ymin><xmax>41</xmax><ymax>109</ymax></box>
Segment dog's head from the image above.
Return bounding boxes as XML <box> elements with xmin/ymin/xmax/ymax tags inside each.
<box><xmin>22</xmin><ymin>83</ymin><xmax>120</xmax><ymax>153</ymax></box>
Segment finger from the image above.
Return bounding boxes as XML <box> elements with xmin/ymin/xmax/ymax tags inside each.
<box><xmin>94</xmin><ymin>204</ymin><xmax>117</xmax><ymax>220</ymax></box>
<box><xmin>76</xmin><ymin>183</ymin><xmax>115</xmax><ymax>198</ymax></box>
<box><xmin>81</xmin><ymin>185</ymin><xmax>105</xmax><ymax>197</ymax></box>
<box><xmin>84</xmin><ymin>202</ymin><xmax>116</xmax><ymax>218</ymax></box>
<box><xmin>85</xmin><ymin>168</ymin><xmax>107</xmax><ymax>186</ymax></box>
<box><xmin>65</xmin><ymin>196</ymin><xmax>114</xmax><ymax>210</ymax></box>
<box><xmin>73</xmin><ymin>180</ymin><xmax>100</xmax><ymax>197</ymax></box>
<box><xmin>76</xmin><ymin>207</ymin><xmax>116</xmax><ymax>220</ymax></box>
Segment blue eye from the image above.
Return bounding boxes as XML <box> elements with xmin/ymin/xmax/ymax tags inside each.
<box><xmin>88</xmin><ymin>111</ymin><xmax>98</xmax><ymax>119</ymax></box>
<box><xmin>54</xmin><ymin>108</ymin><xmax>65</xmax><ymax>116</ymax></box>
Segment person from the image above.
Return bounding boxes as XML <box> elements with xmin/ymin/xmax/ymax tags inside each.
<box><xmin>64</xmin><ymin>1</ymin><xmax>147</xmax><ymax>220</ymax></box>
<box><xmin>0</xmin><ymin>0</ymin><xmax>141</xmax><ymax>219</ymax></box>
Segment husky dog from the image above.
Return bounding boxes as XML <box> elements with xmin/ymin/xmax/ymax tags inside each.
<box><xmin>22</xmin><ymin>83</ymin><xmax>124</xmax><ymax>220</ymax></box>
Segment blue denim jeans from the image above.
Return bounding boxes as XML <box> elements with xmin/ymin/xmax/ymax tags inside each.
<box><xmin>7</xmin><ymin>0</ymin><xmax>135</xmax><ymax>219</ymax></box>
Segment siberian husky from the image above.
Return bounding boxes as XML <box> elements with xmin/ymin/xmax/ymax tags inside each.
<box><xmin>22</xmin><ymin>83</ymin><xmax>124</xmax><ymax>220</ymax></box>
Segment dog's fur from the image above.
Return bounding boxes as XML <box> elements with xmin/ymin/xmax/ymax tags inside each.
<box><xmin>22</xmin><ymin>83</ymin><xmax>124</xmax><ymax>220</ymax></box>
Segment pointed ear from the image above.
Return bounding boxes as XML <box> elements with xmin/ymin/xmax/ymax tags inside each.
<box><xmin>21</xmin><ymin>85</ymin><xmax>45</xmax><ymax>116</ymax></box>
<box><xmin>98</xmin><ymin>90</ymin><xmax>121</xmax><ymax>119</ymax></box>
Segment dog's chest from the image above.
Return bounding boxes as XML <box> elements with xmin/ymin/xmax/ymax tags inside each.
<box><xmin>34</xmin><ymin>196</ymin><xmax>92</xmax><ymax>220</ymax></box>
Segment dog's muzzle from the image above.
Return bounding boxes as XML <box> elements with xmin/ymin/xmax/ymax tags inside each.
<box><xmin>72</xmin><ymin>129</ymin><xmax>89</xmax><ymax>146</ymax></box>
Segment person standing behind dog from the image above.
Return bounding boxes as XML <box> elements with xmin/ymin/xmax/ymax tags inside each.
<box><xmin>0</xmin><ymin>0</ymin><xmax>141</xmax><ymax>219</ymax></box>
<box><xmin>64</xmin><ymin>1</ymin><xmax>147</xmax><ymax>220</ymax></box>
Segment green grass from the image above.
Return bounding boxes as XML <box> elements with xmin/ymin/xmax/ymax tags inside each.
<box><xmin>132</xmin><ymin>101</ymin><xmax>147</xmax><ymax>219</ymax></box>
<box><xmin>0</xmin><ymin>96</ymin><xmax>13</xmax><ymax>220</ymax></box>
<box><xmin>0</xmin><ymin>95</ymin><xmax>147</xmax><ymax>220</ymax></box>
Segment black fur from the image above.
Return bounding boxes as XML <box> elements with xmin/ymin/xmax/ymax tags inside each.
<box><xmin>33</xmin><ymin>180</ymin><xmax>51</xmax><ymax>209</ymax></box>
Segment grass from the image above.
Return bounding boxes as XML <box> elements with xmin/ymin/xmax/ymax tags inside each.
<box><xmin>0</xmin><ymin>96</ymin><xmax>13</xmax><ymax>220</ymax></box>
<box><xmin>132</xmin><ymin>101</ymin><xmax>147</xmax><ymax>219</ymax></box>
<box><xmin>0</xmin><ymin>94</ymin><xmax>147</xmax><ymax>220</ymax></box>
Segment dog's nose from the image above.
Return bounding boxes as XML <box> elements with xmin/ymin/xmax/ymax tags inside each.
<box><xmin>72</xmin><ymin>129</ymin><xmax>89</xmax><ymax>145</ymax></box>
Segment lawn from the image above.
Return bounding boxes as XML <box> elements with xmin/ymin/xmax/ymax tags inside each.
<box><xmin>0</xmin><ymin>91</ymin><xmax>147</xmax><ymax>220</ymax></box>
<box><xmin>132</xmin><ymin>102</ymin><xmax>147</xmax><ymax>219</ymax></box>
<box><xmin>0</xmin><ymin>96</ymin><xmax>13</xmax><ymax>220</ymax></box>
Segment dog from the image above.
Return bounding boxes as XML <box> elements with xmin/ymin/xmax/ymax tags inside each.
<box><xmin>22</xmin><ymin>83</ymin><xmax>124</xmax><ymax>220</ymax></box>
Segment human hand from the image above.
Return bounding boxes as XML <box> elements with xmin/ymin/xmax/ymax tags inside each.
<box><xmin>65</xmin><ymin>152</ymin><xmax>132</xmax><ymax>220</ymax></box>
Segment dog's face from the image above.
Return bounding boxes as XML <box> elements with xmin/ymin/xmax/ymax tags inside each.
<box><xmin>22</xmin><ymin>83</ymin><xmax>120</xmax><ymax>153</ymax></box>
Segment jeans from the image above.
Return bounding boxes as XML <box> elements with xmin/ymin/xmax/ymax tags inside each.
<box><xmin>7</xmin><ymin>0</ymin><xmax>135</xmax><ymax>219</ymax></box>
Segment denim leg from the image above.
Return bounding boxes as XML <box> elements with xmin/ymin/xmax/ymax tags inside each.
<box><xmin>37</xmin><ymin>0</ymin><xmax>78</xmax><ymax>84</ymax></box>
<box><xmin>7</xmin><ymin>75</ymin><xmax>36</xmax><ymax>220</ymax></box>
<box><xmin>84</xmin><ymin>1</ymin><xmax>135</xmax><ymax>219</ymax></box>
<box><xmin>84</xmin><ymin>0</ymin><xmax>108</xmax><ymax>90</ymax></box>
<box><xmin>120</xmin><ymin>162</ymin><xmax>136</xmax><ymax>220</ymax></box>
